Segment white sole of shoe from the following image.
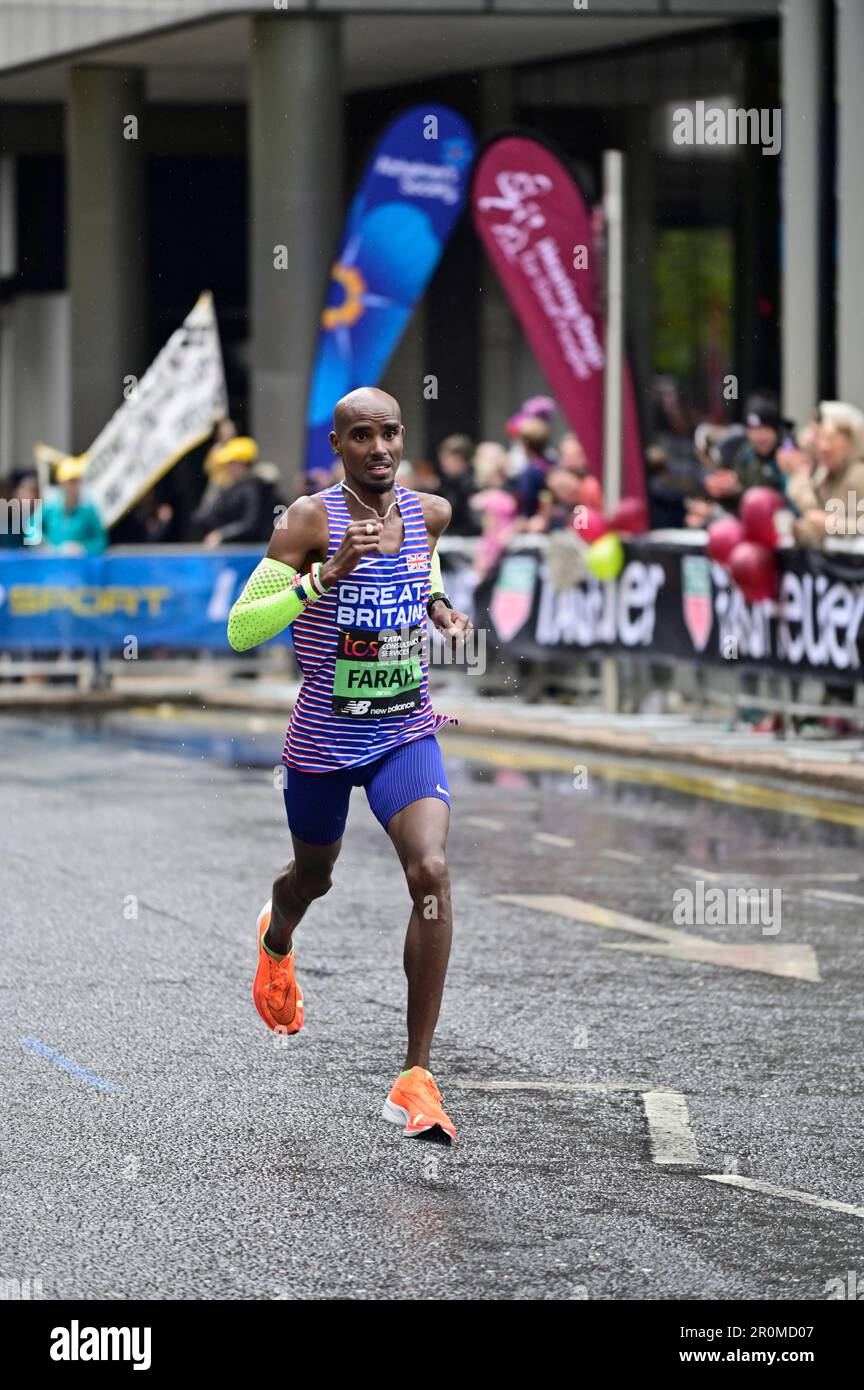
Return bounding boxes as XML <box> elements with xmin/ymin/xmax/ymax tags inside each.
<box><xmin>381</xmin><ymin>1097</ymin><xmax>454</xmax><ymax>1143</ymax></box>
<box><xmin>382</xmin><ymin>1098</ymin><xmax>410</xmax><ymax>1128</ymax></box>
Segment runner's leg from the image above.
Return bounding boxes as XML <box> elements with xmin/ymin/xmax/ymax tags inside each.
<box><xmin>386</xmin><ymin>797</ymin><xmax>452</xmax><ymax>1072</ymax></box>
<box><xmin>266</xmin><ymin>834</ymin><xmax>342</xmax><ymax>956</ymax></box>
<box><xmin>265</xmin><ymin>764</ymin><xmax>351</xmax><ymax>956</ymax></box>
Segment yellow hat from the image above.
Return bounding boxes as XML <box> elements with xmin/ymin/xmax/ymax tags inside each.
<box><xmin>55</xmin><ymin>454</ymin><xmax>88</xmax><ymax>483</ymax></box>
<box><xmin>207</xmin><ymin>436</ymin><xmax>258</xmax><ymax>473</ymax></box>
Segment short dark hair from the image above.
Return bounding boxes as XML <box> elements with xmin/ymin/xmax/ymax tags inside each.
<box><xmin>438</xmin><ymin>434</ymin><xmax>473</xmax><ymax>463</ymax></box>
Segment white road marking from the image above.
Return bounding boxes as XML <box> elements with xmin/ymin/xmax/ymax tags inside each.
<box><xmin>464</xmin><ymin>815</ymin><xmax>505</xmax><ymax>831</ymax></box>
<box><xmin>642</xmin><ymin>1090</ymin><xmax>701</xmax><ymax>1165</ymax></box>
<box><xmin>599</xmin><ymin>939</ymin><xmax>819</xmax><ymax>983</ymax></box>
<box><xmin>776</xmin><ymin>873</ymin><xmax>861</xmax><ymax>883</ymax></box>
<box><xmin>677</xmin><ymin>868</ymin><xmax>860</xmax><ymax>884</ymax></box>
<box><xmin>672</xmin><ymin>865</ymin><xmax>727</xmax><ymax>882</ymax></box>
<box><xmin>495</xmin><ymin>894</ymin><xmax>821</xmax><ymax>982</ymax></box>
<box><xmin>453</xmin><ymin>1081</ymin><xmax>700</xmax><ymax>1167</ymax></box>
<box><xmin>804</xmin><ymin>888</ymin><xmax>864</xmax><ymax>906</ymax></box>
<box><xmin>534</xmin><ymin>832</ymin><xmax>576</xmax><ymax>848</ymax></box>
<box><xmin>702</xmin><ymin>1175</ymin><xmax>864</xmax><ymax>1220</ymax></box>
<box><xmin>455</xmin><ymin>1080</ymin><xmax>656</xmax><ymax>1093</ymax></box>
<box><xmin>602</xmin><ymin>850</ymin><xmax>643</xmax><ymax>864</ymax></box>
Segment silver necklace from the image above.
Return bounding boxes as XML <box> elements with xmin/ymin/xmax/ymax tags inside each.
<box><xmin>341</xmin><ymin>481</ymin><xmax>400</xmax><ymax>534</ymax></box>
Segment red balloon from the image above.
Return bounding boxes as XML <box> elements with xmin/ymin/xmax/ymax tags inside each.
<box><xmin>740</xmin><ymin>486</ymin><xmax>785</xmax><ymax>548</ymax></box>
<box><xmin>729</xmin><ymin>540</ymin><xmax>777</xmax><ymax>603</ymax></box>
<box><xmin>610</xmin><ymin>496</ymin><xmax>649</xmax><ymax>535</ymax></box>
<box><xmin>571</xmin><ymin>506</ymin><xmax>609</xmax><ymax>544</ymax></box>
<box><xmin>706</xmin><ymin>516</ymin><xmax>746</xmax><ymax>566</ymax></box>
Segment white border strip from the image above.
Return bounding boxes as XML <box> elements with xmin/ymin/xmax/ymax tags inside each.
<box><xmin>703</xmin><ymin>1174</ymin><xmax>864</xmax><ymax>1219</ymax></box>
<box><xmin>642</xmin><ymin>1089</ymin><xmax>701</xmax><ymax>1165</ymax></box>
<box><xmin>453</xmin><ymin>1080</ymin><xmax>701</xmax><ymax>1166</ymax></box>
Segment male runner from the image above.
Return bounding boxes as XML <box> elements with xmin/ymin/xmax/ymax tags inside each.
<box><xmin>227</xmin><ymin>387</ymin><xmax>472</xmax><ymax>1144</ymax></box>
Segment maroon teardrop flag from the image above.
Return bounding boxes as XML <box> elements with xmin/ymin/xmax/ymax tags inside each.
<box><xmin>472</xmin><ymin>136</ymin><xmax>644</xmax><ymax>502</ymax></box>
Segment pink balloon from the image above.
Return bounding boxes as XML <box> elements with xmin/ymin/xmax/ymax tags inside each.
<box><xmin>571</xmin><ymin>506</ymin><xmax>609</xmax><ymax>543</ymax></box>
<box><xmin>706</xmin><ymin>516</ymin><xmax>746</xmax><ymax>566</ymax></box>
<box><xmin>610</xmin><ymin>496</ymin><xmax>649</xmax><ymax>535</ymax></box>
<box><xmin>577</xmin><ymin>475</ymin><xmax>603</xmax><ymax>512</ymax></box>
<box><xmin>740</xmin><ymin>487</ymin><xmax>785</xmax><ymax>548</ymax></box>
<box><xmin>729</xmin><ymin>540</ymin><xmax>777</xmax><ymax>603</ymax></box>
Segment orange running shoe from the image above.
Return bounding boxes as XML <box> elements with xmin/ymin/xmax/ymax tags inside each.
<box><xmin>252</xmin><ymin>901</ymin><xmax>304</xmax><ymax>1034</ymax></box>
<box><xmin>382</xmin><ymin>1067</ymin><xmax>457</xmax><ymax>1144</ymax></box>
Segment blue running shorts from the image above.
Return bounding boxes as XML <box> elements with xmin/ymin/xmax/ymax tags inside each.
<box><xmin>283</xmin><ymin>735</ymin><xmax>450</xmax><ymax>846</ymax></box>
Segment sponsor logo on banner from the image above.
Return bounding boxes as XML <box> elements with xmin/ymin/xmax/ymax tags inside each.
<box><xmin>715</xmin><ymin>563</ymin><xmax>864</xmax><ymax>669</ymax></box>
<box><xmin>472</xmin><ymin>137</ymin><xmax>645</xmax><ymax>502</ymax></box>
<box><xmin>534</xmin><ymin>559</ymin><xmax>665</xmax><ymax>648</ymax></box>
<box><xmin>490</xmin><ymin>554</ymin><xmax>538</xmax><ymax>642</ymax></box>
<box><xmin>681</xmin><ymin>555</ymin><xmax>713</xmax><ymax>651</ymax></box>
<box><xmin>304</xmin><ymin>106</ymin><xmax>476</xmax><ymax>474</ymax></box>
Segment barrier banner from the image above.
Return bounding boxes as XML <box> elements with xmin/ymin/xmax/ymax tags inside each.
<box><xmin>304</xmin><ymin>106</ymin><xmax>475</xmax><ymax>475</ymax></box>
<box><xmin>6</xmin><ymin>542</ymin><xmax>862</xmax><ymax>682</ymax></box>
<box><xmin>472</xmin><ymin>135</ymin><xmax>645</xmax><ymax>502</ymax></box>
<box><xmin>475</xmin><ymin>541</ymin><xmax>864</xmax><ymax>682</ymax></box>
<box><xmin>0</xmin><ymin>547</ymin><xmax>474</xmax><ymax>654</ymax></box>
<box><xmin>0</xmin><ymin>550</ymin><xmax>272</xmax><ymax>652</ymax></box>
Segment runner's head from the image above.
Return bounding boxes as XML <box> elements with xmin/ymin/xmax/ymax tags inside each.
<box><xmin>330</xmin><ymin>388</ymin><xmax>404</xmax><ymax>494</ymax></box>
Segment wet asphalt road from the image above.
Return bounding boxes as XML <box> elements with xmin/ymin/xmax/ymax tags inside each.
<box><xmin>1</xmin><ymin>710</ymin><xmax>863</xmax><ymax>1301</ymax></box>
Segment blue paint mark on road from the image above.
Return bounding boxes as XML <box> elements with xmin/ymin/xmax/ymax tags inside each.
<box><xmin>19</xmin><ymin>1037</ymin><xmax>119</xmax><ymax>1093</ymax></box>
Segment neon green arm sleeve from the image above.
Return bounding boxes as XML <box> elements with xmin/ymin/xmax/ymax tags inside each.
<box><xmin>227</xmin><ymin>557</ymin><xmax>307</xmax><ymax>652</ymax></box>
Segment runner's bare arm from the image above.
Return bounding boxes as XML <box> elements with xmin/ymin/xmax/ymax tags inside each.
<box><xmin>267</xmin><ymin>495</ymin><xmax>329</xmax><ymax>572</ymax></box>
<box><xmin>418</xmin><ymin>492</ymin><xmax>452</xmax><ymax>553</ymax></box>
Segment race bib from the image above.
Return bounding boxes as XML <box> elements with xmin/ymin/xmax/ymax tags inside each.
<box><xmin>332</xmin><ymin>626</ymin><xmax>423</xmax><ymax>718</ymax></box>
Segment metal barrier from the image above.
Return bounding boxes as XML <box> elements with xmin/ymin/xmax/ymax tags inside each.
<box><xmin>2</xmin><ymin>536</ymin><xmax>863</xmax><ymax>733</ymax></box>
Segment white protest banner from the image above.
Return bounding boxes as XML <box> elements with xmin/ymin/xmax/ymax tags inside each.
<box><xmin>83</xmin><ymin>290</ymin><xmax>227</xmax><ymax>526</ymax></box>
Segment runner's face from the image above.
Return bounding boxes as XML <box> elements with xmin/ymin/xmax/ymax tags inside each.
<box><xmin>333</xmin><ymin>410</ymin><xmax>403</xmax><ymax>493</ymax></box>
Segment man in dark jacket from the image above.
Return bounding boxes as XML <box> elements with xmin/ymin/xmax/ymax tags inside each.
<box><xmin>190</xmin><ymin>436</ymin><xmax>273</xmax><ymax>545</ymax></box>
<box><xmin>686</xmin><ymin>393</ymin><xmax>793</xmax><ymax>527</ymax></box>
<box><xmin>435</xmin><ymin>434</ymin><xmax>480</xmax><ymax>536</ymax></box>
<box><xmin>705</xmin><ymin>393</ymin><xmax>790</xmax><ymax>509</ymax></box>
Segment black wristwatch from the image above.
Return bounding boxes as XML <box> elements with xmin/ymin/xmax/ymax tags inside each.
<box><xmin>427</xmin><ymin>592</ymin><xmax>452</xmax><ymax>618</ymax></box>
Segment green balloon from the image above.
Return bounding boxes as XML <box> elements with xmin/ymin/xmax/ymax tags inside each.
<box><xmin>585</xmin><ymin>531</ymin><xmax>625</xmax><ymax>581</ymax></box>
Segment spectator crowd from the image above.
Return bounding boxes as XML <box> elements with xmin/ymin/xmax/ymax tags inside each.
<box><xmin>3</xmin><ymin>388</ymin><xmax>864</xmax><ymax>573</ymax></box>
